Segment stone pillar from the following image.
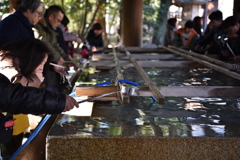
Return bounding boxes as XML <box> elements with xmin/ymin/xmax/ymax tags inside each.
<box><xmin>122</xmin><ymin>0</ymin><xmax>143</xmax><ymax>47</ymax></box>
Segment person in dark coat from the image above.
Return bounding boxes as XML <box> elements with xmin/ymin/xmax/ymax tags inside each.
<box><xmin>0</xmin><ymin>72</ymin><xmax>78</xmax><ymax>157</ymax></box>
<box><xmin>218</xmin><ymin>16</ymin><xmax>240</xmax><ymax>61</ymax></box>
<box><xmin>34</xmin><ymin>5</ymin><xmax>72</xmax><ymax>64</ymax></box>
<box><xmin>0</xmin><ymin>0</ymin><xmax>45</xmax><ymax>47</ymax></box>
<box><xmin>86</xmin><ymin>22</ymin><xmax>104</xmax><ymax>49</ymax></box>
<box><xmin>193</xmin><ymin>16</ymin><xmax>203</xmax><ymax>38</ymax></box>
<box><xmin>0</xmin><ymin>72</ymin><xmax>78</xmax><ymax>152</ymax></box>
<box><xmin>80</xmin><ymin>23</ymin><xmax>103</xmax><ymax>59</ymax></box>
<box><xmin>194</xmin><ymin>10</ymin><xmax>224</xmax><ymax>54</ymax></box>
<box><xmin>0</xmin><ymin>37</ymin><xmax>54</xmax><ymax>158</ymax></box>
<box><xmin>0</xmin><ymin>73</ymin><xmax>78</xmax><ymax>114</ymax></box>
<box><xmin>0</xmin><ymin>39</ymin><xmax>79</xmax><ymax>159</ymax></box>
<box><xmin>55</xmin><ymin>26</ymin><xmax>69</xmax><ymax>56</ymax></box>
<box><xmin>34</xmin><ymin>5</ymin><xmax>76</xmax><ymax>93</ymax></box>
<box><xmin>162</xmin><ymin>18</ymin><xmax>177</xmax><ymax>46</ymax></box>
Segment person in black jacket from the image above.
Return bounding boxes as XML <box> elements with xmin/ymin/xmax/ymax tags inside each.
<box><xmin>218</xmin><ymin>16</ymin><xmax>240</xmax><ymax>61</ymax></box>
<box><xmin>86</xmin><ymin>22</ymin><xmax>104</xmax><ymax>50</ymax></box>
<box><xmin>0</xmin><ymin>73</ymin><xmax>78</xmax><ymax>114</ymax></box>
<box><xmin>0</xmin><ymin>72</ymin><xmax>78</xmax><ymax>158</ymax></box>
<box><xmin>194</xmin><ymin>10</ymin><xmax>224</xmax><ymax>54</ymax></box>
<box><xmin>0</xmin><ymin>0</ymin><xmax>45</xmax><ymax>48</ymax></box>
<box><xmin>193</xmin><ymin>16</ymin><xmax>203</xmax><ymax>38</ymax></box>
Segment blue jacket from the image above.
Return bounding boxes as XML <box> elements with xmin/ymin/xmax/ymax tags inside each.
<box><xmin>0</xmin><ymin>10</ymin><xmax>34</xmax><ymax>48</ymax></box>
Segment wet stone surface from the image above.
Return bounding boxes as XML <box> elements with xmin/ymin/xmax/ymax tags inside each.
<box><xmin>47</xmin><ymin>59</ymin><xmax>240</xmax><ymax>159</ymax></box>
<box><xmin>49</xmin><ymin>66</ymin><xmax>240</xmax><ymax>138</ymax></box>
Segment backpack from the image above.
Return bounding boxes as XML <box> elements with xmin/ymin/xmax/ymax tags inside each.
<box><xmin>0</xmin><ymin>113</ymin><xmax>14</xmax><ymax>143</ymax></box>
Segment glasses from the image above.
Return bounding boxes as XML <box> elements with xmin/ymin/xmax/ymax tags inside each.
<box><xmin>36</xmin><ymin>11</ymin><xmax>43</xmax><ymax>18</ymax></box>
<box><xmin>53</xmin><ymin>15</ymin><xmax>62</xmax><ymax>23</ymax></box>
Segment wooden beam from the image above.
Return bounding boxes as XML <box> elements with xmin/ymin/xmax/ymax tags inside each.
<box><xmin>89</xmin><ymin>60</ymin><xmax>198</xmax><ymax>68</ymax></box>
<box><xmin>161</xmin><ymin>46</ymin><xmax>240</xmax><ymax>81</ymax></box>
<box><xmin>92</xmin><ymin>54</ymin><xmax>183</xmax><ymax>60</ymax></box>
<box><xmin>79</xmin><ymin>97</ymin><xmax>119</xmax><ymax>102</ymax></box>
<box><xmin>93</xmin><ymin>47</ymin><xmax>168</xmax><ymax>54</ymax></box>
<box><xmin>168</xmin><ymin>45</ymin><xmax>240</xmax><ymax>72</ymax></box>
<box><xmin>76</xmin><ymin>86</ymin><xmax>118</xmax><ymax>96</ymax></box>
<box><xmin>76</xmin><ymin>86</ymin><xmax>240</xmax><ymax>98</ymax></box>
<box><xmin>96</xmin><ymin>66</ymin><xmax>115</xmax><ymax>70</ymax></box>
<box><xmin>112</xmin><ymin>46</ymin><xmax>130</xmax><ymax>104</ymax></box>
<box><xmin>145</xmin><ymin>86</ymin><xmax>240</xmax><ymax>97</ymax></box>
<box><xmin>123</xmin><ymin>47</ymin><xmax>166</xmax><ymax>52</ymax></box>
<box><xmin>75</xmin><ymin>86</ymin><xmax>119</xmax><ymax>102</ymax></box>
<box><xmin>123</xmin><ymin>48</ymin><xmax>165</xmax><ymax>104</ymax></box>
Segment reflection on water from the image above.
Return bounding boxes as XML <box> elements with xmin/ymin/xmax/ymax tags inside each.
<box><xmin>49</xmin><ymin>66</ymin><xmax>240</xmax><ymax>138</ymax></box>
<box><xmin>49</xmin><ymin>95</ymin><xmax>240</xmax><ymax>138</ymax></box>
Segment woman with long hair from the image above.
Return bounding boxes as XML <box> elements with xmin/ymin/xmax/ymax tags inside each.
<box><xmin>0</xmin><ymin>38</ymin><xmax>51</xmax><ymax>86</ymax></box>
<box><xmin>0</xmin><ymin>37</ymin><xmax>51</xmax><ymax>159</ymax></box>
<box><xmin>193</xmin><ymin>16</ymin><xmax>203</xmax><ymax>38</ymax></box>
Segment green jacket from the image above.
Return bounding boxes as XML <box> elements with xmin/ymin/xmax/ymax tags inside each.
<box><xmin>33</xmin><ymin>19</ymin><xmax>71</xmax><ymax>62</ymax></box>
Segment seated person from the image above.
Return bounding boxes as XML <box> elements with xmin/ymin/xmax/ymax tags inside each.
<box><xmin>173</xmin><ymin>20</ymin><xmax>199</xmax><ymax>50</ymax></box>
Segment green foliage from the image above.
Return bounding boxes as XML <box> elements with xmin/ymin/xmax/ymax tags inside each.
<box><xmin>143</xmin><ymin>0</ymin><xmax>172</xmax><ymax>44</ymax></box>
<box><xmin>0</xmin><ymin>0</ymin><xmax>170</xmax><ymax>45</ymax></box>
<box><xmin>143</xmin><ymin>0</ymin><xmax>160</xmax><ymax>27</ymax></box>
<box><xmin>143</xmin><ymin>0</ymin><xmax>161</xmax><ymax>44</ymax></box>
<box><xmin>0</xmin><ymin>0</ymin><xmax>10</xmax><ymax>15</ymax></box>
<box><xmin>154</xmin><ymin>0</ymin><xmax>172</xmax><ymax>44</ymax></box>
<box><xmin>41</xmin><ymin>0</ymin><xmax>120</xmax><ymax>41</ymax></box>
